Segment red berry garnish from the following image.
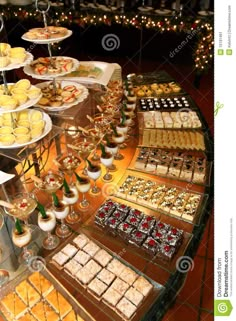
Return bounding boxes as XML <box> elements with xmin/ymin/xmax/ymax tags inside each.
<box><xmin>158</xmin><ymin>223</ymin><xmax>164</xmax><ymax>228</ymax></box>
<box><xmin>148</xmin><ymin>239</ymin><xmax>156</xmax><ymax>246</ymax></box>
<box><xmin>136</xmin><ymin>232</ymin><xmax>142</xmax><ymax>238</ymax></box>
<box><xmin>156</xmin><ymin>232</ymin><xmax>162</xmax><ymax>238</ymax></box>
<box><xmin>130</xmin><ymin>217</ymin><xmax>137</xmax><ymax>223</ymax></box>
<box><xmin>142</xmin><ymin>223</ymin><xmax>149</xmax><ymax>229</ymax></box>
<box><xmin>171</xmin><ymin>228</ymin><xmax>178</xmax><ymax>235</ymax></box>
<box><xmin>168</xmin><ymin>236</ymin><xmax>173</xmax><ymax>241</ymax></box>
<box><xmin>164</xmin><ymin>245</ymin><xmax>170</xmax><ymax>252</ymax></box>
<box><xmin>123</xmin><ymin>223</ymin><xmax>129</xmax><ymax>229</ymax></box>
<box><xmin>99</xmin><ymin>212</ymin><xmax>105</xmax><ymax>218</ymax></box>
<box><xmin>146</xmin><ymin>216</ymin><xmax>152</xmax><ymax>221</ymax></box>
<box><xmin>111</xmin><ymin>219</ymin><xmax>116</xmax><ymax>225</ymax></box>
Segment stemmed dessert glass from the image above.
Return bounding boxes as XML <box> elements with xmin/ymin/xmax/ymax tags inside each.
<box><xmin>57</xmin><ymin>152</ymin><xmax>81</xmax><ymax>184</ymax></box>
<box><xmin>33</xmin><ymin>171</ymin><xmax>64</xmax><ymax>209</ymax></box>
<box><xmin>105</xmin><ymin>140</ymin><xmax>118</xmax><ymax>172</ymax></box>
<box><xmin>75</xmin><ymin>173</ymin><xmax>91</xmax><ymax>209</ymax></box>
<box><xmin>37</xmin><ymin>208</ymin><xmax>59</xmax><ymax>250</ymax></box>
<box><xmin>74</xmin><ymin>138</ymin><xmax>95</xmax><ymax>176</ymax></box>
<box><xmin>87</xmin><ymin>160</ymin><xmax>102</xmax><ymax>195</ymax></box>
<box><xmin>62</xmin><ymin>180</ymin><xmax>80</xmax><ymax>225</ymax></box>
<box><xmin>2</xmin><ymin>192</ymin><xmax>37</xmax><ymax>228</ymax></box>
<box><xmin>100</xmin><ymin>145</ymin><xmax>114</xmax><ymax>182</ymax></box>
<box><xmin>111</xmin><ymin>131</ymin><xmax>125</xmax><ymax>160</ymax></box>
<box><xmin>52</xmin><ymin>196</ymin><xmax>71</xmax><ymax>238</ymax></box>
<box><xmin>12</xmin><ymin>220</ymin><xmax>34</xmax><ymax>264</ymax></box>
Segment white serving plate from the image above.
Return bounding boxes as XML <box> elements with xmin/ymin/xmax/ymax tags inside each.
<box><xmin>0</xmin><ymin>52</ymin><xmax>34</xmax><ymax>72</ymax></box>
<box><xmin>60</xmin><ymin>61</ymin><xmax>115</xmax><ymax>86</ymax></box>
<box><xmin>0</xmin><ymin>84</ymin><xmax>42</xmax><ymax>114</ymax></box>
<box><xmin>23</xmin><ymin>56</ymin><xmax>80</xmax><ymax>80</ymax></box>
<box><xmin>34</xmin><ymin>80</ymin><xmax>89</xmax><ymax>112</ymax></box>
<box><xmin>154</xmin><ymin>9</ymin><xmax>172</xmax><ymax>15</ymax></box>
<box><xmin>0</xmin><ymin>111</ymin><xmax>52</xmax><ymax>149</ymax></box>
<box><xmin>138</xmin><ymin>6</ymin><xmax>153</xmax><ymax>12</ymax></box>
<box><xmin>21</xmin><ymin>30</ymin><xmax>73</xmax><ymax>44</ymax></box>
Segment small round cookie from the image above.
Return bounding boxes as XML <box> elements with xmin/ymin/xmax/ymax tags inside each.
<box><xmin>38</xmin><ymin>97</ymin><xmax>50</xmax><ymax>106</ymax></box>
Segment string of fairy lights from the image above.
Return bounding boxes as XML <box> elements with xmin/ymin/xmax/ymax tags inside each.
<box><xmin>0</xmin><ymin>6</ymin><xmax>214</xmax><ymax>73</ymax></box>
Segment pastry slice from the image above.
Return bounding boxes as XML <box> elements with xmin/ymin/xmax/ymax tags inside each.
<box><xmin>119</xmin><ymin>267</ymin><xmax>138</xmax><ymax>285</ymax></box>
<box><xmin>125</xmin><ymin>287</ymin><xmax>144</xmax><ymax>306</ymax></box>
<box><xmin>62</xmin><ymin>310</ymin><xmax>77</xmax><ymax>321</ymax></box>
<box><xmin>83</xmin><ymin>241</ymin><xmax>100</xmax><ymax>257</ymax></box>
<box><xmin>1</xmin><ymin>292</ymin><xmax>28</xmax><ymax>319</ymax></box>
<box><xmin>93</xmin><ymin>249</ymin><xmax>112</xmax><ymax>267</ymax></box>
<box><xmin>61</xmin><ymin>244</ymin><xmax>78</xmax><ymax>258</ymax></box>
<box><xmin>102</xmin><ymin>288</ymin><xmax>122</xmax><ymax>307</ymax></box>
<box><xmin>31</xmin><ymin>301</ymin><xmax>59</xmax><ymax>321</ymax></box>
<box><xmin>72</xmin><ymin>234</ymin><xmax>89</xmax><ymax>249</ymax></box>
<box><xmin>15</xmin><ymin>279</ymin><xmax>41</xmax><ymax>307</ymax></box>
<box><xmin>110</xmin><ymin>278</ymin><xmax>129</xmax><ymax>295</ymax></box>
<box><xmin>46</xmin><ymin>289</ymin><xmax>72</xmax><ymax>318</ymax></box>
<box><xmin>18</xmin><ymin>312</ymin><xmax>37</xmax><ymax>320</ymax></box>
<box><xmin>28</xmin><ymin>272</ymin><xmax>54</xmax><ymax>297</ymax></box>
<box><xmin>116</xmin><ymin>297</ymin><xmax>137</xmax><ymax>319</ymax></box>
<box><xmin>87</xmin><ymin>278</ymin><xmax>108</xmax><ymax>299</ymax></box>
<box><xmin>133</xmin><ymin>276</ymin><xmax>153</xmax><ymax>297</ymax></box>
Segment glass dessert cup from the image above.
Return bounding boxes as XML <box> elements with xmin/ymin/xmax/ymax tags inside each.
<box><xmin>84</xmin><ymin>127</ymin><xmax>103</xmax><ymax>162</ymax></box>
<box><xmin>5</xmin><ymin>192</ymin><xmax>37</xmax><ymax>228</ymax></box>
<box><xmin>52</xmin><ymin>201</ymin><xmax>71</xmax><ymax>238</ymax></box>
<box><xmin>75</xmin><ymin>138</ymin><xmax>95</xmax><ymax>176</ymax></box>
<box><xmin>38</xmin><ymin>210</ymin><xmax>59</xmax><ymax>250</ymax></box>
<box><xmin>34</xmin><ymin>171</ymin><xmax>64</xmax><ymax>208</ymax></box>
<box><xmin>12</xmin><ymin>224</ymin><xmax>34</xmax><ymax>264</ymax></box>
<box><xmin>75</xmin><ymin>177</ymin><xmax>91</xmax><ymax>209</ymax></box>
<box><xmin>105</xmin><ymin>142</ymin><xmax>118</xmax><ymax>172</ymax></box>
<box><xmin>116</xmin><ymin>123</ymin><xmax>129</xmax><ymax>148</ymax></box>
<box><xmin>100</xmin><ymin>152</ymin><xmax>114</xmax><ymax>182</ymax></box>
<box><xmin>57</xmin><ymin>153</ymin><xmax>81</xmax><ymax>184</ymax></box>
<box><xmin>63</xmin><ymin>185</ymin><xmax>80</xmax><ymax>225</ymax></box>
<box><xmin>87</xmin><ymin>164</ymin><xmax>102</xmax><ymax>195</ymax></box>
<box><xmin>112</xmin><ymin>133</ymin><xmax>125</xmax><ymax>160</ymax></box>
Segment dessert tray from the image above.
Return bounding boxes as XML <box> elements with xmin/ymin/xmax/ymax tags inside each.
<box><xmin>0</xmin><ymin>82</ymin><xmax>42</xmax><ymax>114</ymax></box>
<box><xmin>48</xmin><ymin>230</ymin><xmax>164</xmax><ymax>321</ymax></box>
<box><xmin>35</xmin><ymin>80</ymin><xmax>89</xmax><ymax>112</ymax></box>
<box><xmin>22</xmin><ymin>27</ymin><xmax>73</xmax><ymax>44</ymax></box>
<box><xmin>0</xmin><ymin>110</ymin><xmax>52</xmax><ymax>149</ymax></box>
<box><xmin>23</xmin><ymin>56</ymin><xmax>80</xmax><ymax>80</ymax></box>
<box><xmin>0</xmin><ymin>268</ymin><xmax>95</xmax><ymax>321</ymax></box>
<box><xmin>61</xmin><ymin>61</ymin><xmax>115</xmax><ymax>86</ymax></box>
<box><xmin>0</xmin><ymin>52</ymin><xmax>33</xmax><ymax>72</ymax></box>
<box><xmin>113</xmin><ymin>170</ymin><xmax>207</xmax><ymax>225</ymax></box>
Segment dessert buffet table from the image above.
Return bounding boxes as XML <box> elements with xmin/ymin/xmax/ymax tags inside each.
<box><xmin>0</xmin><ymin>69</ymin><xmax>213</xmax><ymax>321</ymax></box>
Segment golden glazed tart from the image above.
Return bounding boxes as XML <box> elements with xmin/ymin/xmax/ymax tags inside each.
<box><xmin>0</xmin><ymin>134</ymin><xmax>15</xmax><ymax>145</ymax></box>
<box><xmin>45</xmin><ymin>289</ymin><xmax>72</xmax><ymax>318</ymax></box>
<box><xmin>1</xmin><ymin>292</ymin><xmax>28</xmax><ymax>319</ymax></box>
<box><xmin>15</xmin><ymin>279</ymin><xmax>41</xmax><ymax>307</ymax></box>
<box><xmin>28</xmin><ymin>272</ymin><xmax>54</xmax><ymax>297</ymax></box>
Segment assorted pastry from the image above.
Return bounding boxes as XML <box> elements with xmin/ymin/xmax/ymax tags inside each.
<box><xmin>139</xmin><ymin>96</ymin><xmax>192</xmax><ymax>111</ymax></box>
<box><xmin>133</xmin><ymin>148</ymin><xmax>207</xmax><ymax>183</ymax></box>
<box><xmin>0</xmin><ymin>79</ymin><xmax>41</xmax><ymax>111</ymax></box>
<box><xmin>132</xmin><ymin>82</ymin><xmax>182</xmax><ymax>97</ymax></box>
<box><xmin>115</xmin><ymin>175</ymin><xmax>202</xmax><ymax>222</ymax></box>
<box><xmin>0</xmin><ymin>271</ymin><xmax>84</xmax><ymax>321</ymax></box>
<box><xmin>65</xmin><ymin>63</ymin><xmax>103</xmax><ymax>79</ymax></box>
<box><xmin>23</xmin><ymin>26</ymin><xmax>69</xmax><ymax>41</ymax></box>
<box><xmin>142</xmin><ymin>111</ymin><xmax>202</xmax><ymax>129</ymax></box>
<box><xmin>28</xmin><ymin>57</ymin><xmax>75</xmax><ymax>76</ymax></box>
<box><xmin>51</xmin><ymin>233</ymin><xmax>154</xmax><ymax>320</ymax></box>
<box><xmin>141</xmin><ymin>129</ymin><xmax>206</xmax><ymax>150</ymax></box>
<box><xmin>0</xmin><ymin>43</ymin><xmax>29</xmax><ymax>68</ymax></box>
<box><xmin>95</xmin><ymin>199</ymin><xmax>184</xmax><ymax>260</ymax></box>
<box><xmin>37</xmin><ymin>81</ymin><xmax>84</xmax><ymax>108</ymax></box>
<box><xmin>0</xmin><ymin>109</ymin><xmax>46</xmax><ymax>146</ymax></box>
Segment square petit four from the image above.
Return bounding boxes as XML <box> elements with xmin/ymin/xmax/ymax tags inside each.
<box><xmin>28</xmin><ymin>272</ymin><xmax>54</xmax><ymax>297</ymax></box>
<box><xmin>117</xmin><ymin>222</ymin><xmax>135</xmax><ymax>240</ymax></box>
<box><xmin>64</xmin><ymin>258</ymin><xmax>82</xmax><ymax>277</ymax></box>
<box><xmin>83</xmin><ymin>241</ymin><xmax>100</xmax><ymax>257</ymax></box>
<box><xmin>142</xmin><ymin>237</ymin><xmax>160</xmax><ymax>256</ymax></box>
<box><xmin>102</xmin><ymin>288</ymin><xmax>123</xmax><ymax>307</ymax></box>
<box><xmin>125</xmin><ymin>287</ymin><xmax>144</xmax><ymax>307</ymax></box>
<box><xmin>112</xmin><ymin>210</ymin><xmax>128</xmax><ymax>222</ymax></box>
<box><xmin>138</xmin><ymin>216</ymin><xmax>156</xmax><ymax>234</ymax></box>
<box><xmin>125</xmin><ymin>214</ymin><xmax>141</xmax><ymax>228</ymax></box>
<box><xmin>73</xmin><ymin>233</ymin><xmax>89</xmax><ymax>249</ymax></box>
<box><xmin>110</xmin><ymin>278</ymin><xmax>129</xmax><ymax>295</ymax></box>
<box><xmin>107</xmin><ymin>259</ymin><xmax>126</xmax><ymax>277</ymax></box>
<box><xmin>85</xmin><ymin>259</ymin><xmax>102</xmax><ymax>276</ymax></box>
<box><xmin>95</xmin><ymin>211</ymin><xmax>110</xmax><ymax>228</ymax></box>
<box><xmin>87</xmin><ymin>278</ymin><xmax>108</xmax><ymax>299</ymax></box>
<box><xmin>15</xmin><ymin>279</ymin><xmax>41</xmax><ymax>307</ymax></box>
<box><xmin>116</xmin><ymin>203</ymin><xmax>130</xmax><ymax>214</ymax></box>
<box><xmin>192</xmin><ymin>165</ymin><xmax>206</xmax><ymax>183</ymax></box>
<box><xmin>52</xmin><ymin>252</ymin><xmax>70</xmax><ymax>268</ymax></box>
<box><xmin>97</xmin><ymin>268</ymin><xmax>116</xmax><ymax>286</ymax></box>
<box><xmin>93</xmin><ymin>249</ymin><xmax>112</xmax><ymax>267</ymax></box>
<box><xmin>133</xmin><ymin>276</ymin><xmax>153</xmax><ymax>297</ymax></box>
<box><xmin>73</xmin><ymin>250</ymin><xmax>90</xmax><ymax>266</ymax></box>
<box><xmin>75</xmin><ymin>266</ymin><xmax>95</xmax><ymax>286</ymax></box>
<box><xmin>1</xmin><ymin>292</ymin><xmax>28</xmax><ymax>320</ymax></box>
<box><xmin>134</xmin><ymin>156</ymin><xmax>147</xmax><ymax>170</ymax></box>
<box><xmin>116</xmin><ymin>297</ymin><xmax>137</xmax><ymax>320</ymax></box>
<box><xmin>106</xmin><ymin>216</ymin><xmax>120</xmax><ymax>234</ymax></box>
<box><xmin>129</xmin><ymin>208</ymin><xmax>144</xmax><ymax>220</ymax></box>
<box><xmin>31</xmin><ymin>301</ymin><xmax>59</xmax><ymax>321</ymax></box>
<box><xmin>158</xmin><ymin>243</ymin><xmax>176</xmax><ymax>260</ymax></box>
<box><xmin>119</xmin><ymin>267</ymin><xmax>138</xmax><ymax>285</ymax></box>
<box><xmin>129</xmin><ymin>230</ymin><xmax>147</xmax><ymax>246</ymax></box>
<box><xmin>61</xmin><ymin>244</ymin><xmax>78</xmax><ymax>258</ymax></box>
<box><xmin>46</xmin><ymin>289</ymin><xmax>72</xmax><ymax>318</ymax></box>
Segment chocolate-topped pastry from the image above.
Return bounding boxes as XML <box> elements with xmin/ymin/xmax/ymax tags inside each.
<box><xmin>138</xmin><ymin>216</ymin><xmax>156</xmax><ymax>234</ymax></box>
<box><xmin>112</xmin><ymin>210</ymin><xmax>128</xmax><ymax>222</ymax></box>
<box><xmin>151</xmin><ymin>229</ymin><xmax>166</xmax><ymax>242</ymax></box>
<box><xmin>142</xmin><ymin>237</ymin><xmax>160</xmax><ymax>255</ymax></box>
<box><xmin>156</xmin><ymin>221</ymin><xmax>170</xmax><ymax>233</ymax></box>
<box><xmin>158</xmin><ymin>243</ymin><xmax>176</xmax><ymax>260</ymax></box>
<box><xmin>126</xmin><ymin>214</ymin><xmax>142</xmax><ymax>227</ymax></box>
<box><xmin>117</xmin><ymin>222</ymin><xmax>134</xmax><ymax>239</ymax></box>
<box><xmin>95</xmin><ymin>210</ymin><xmax>110</xmax><ymax>228</ymax></box>
<box><xmin>106</xmin><ymin>216</ymin><xmax>120</xmax><ymax>232</ymax></box>
<box><xmin>103</xmin><ymin>199</ymin><xmax>118</xmax><ymax>209</ymax></box>
<box><xmin>129</xmin><ymin>230</ymin><xmax>147</xmax><ymax>246</ymax></box>
<box><xmin>168</xmin><ymin>227</ymin><xmax>184</xmax><ymax>238</ymax></box>
<box><xmin>129</xmin><ymin>208</ymin><xmax>144</xmax><ymax>220</ymax></box>
<box><xmin>164</xmin><ymin>234</ymin><xmax>181</xmax><ymax>247</ymax></box>
<box><xmin>116</xmin><ymin>203</ymin><xmax>130</xmax><ymax>214</ymax></box>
